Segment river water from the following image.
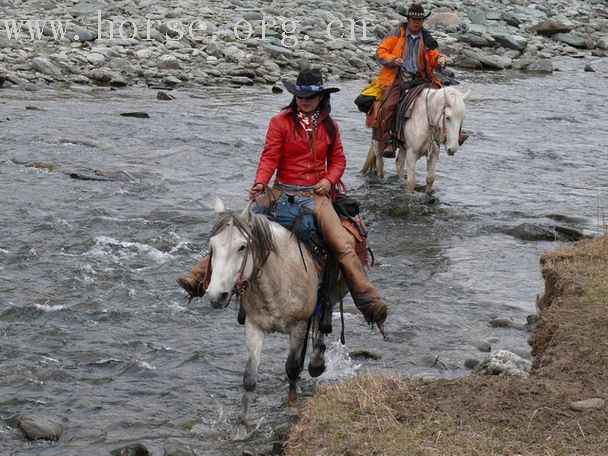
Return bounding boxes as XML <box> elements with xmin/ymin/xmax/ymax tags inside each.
<box><xmin>1</xmin><ymin>57</ymin><xmax>607</xmax><ymax>455</ymax></box>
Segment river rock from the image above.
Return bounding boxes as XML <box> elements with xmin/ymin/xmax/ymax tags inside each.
<box><xmin>507</xmin><ymin>223</ymin><xmax>556</xmax><ymax>241</ymax></box>
<box><xmin>31</xmin><ymin>57</ymin><xmax>62</xmax><ymax>78</ymax></box>
<box><xmin>530</xmin><ymin>19</ymin><xmax>573</xmax><ymax>36</ymax></box>
<box><xmin>110</xmin><ymin>443</ymin><xmax>150</xmax><ymax>456</ymax></box>
<box><xmin>2</xmin><ymin>0</ymin><xmax>607</xmax><ymax>87</ymax></box>
<box><xmin>491</xmin><ymin>32</ymin><xmax>528</xmax><ymax>51</ymax></box>
<box><xmin>426</xmin><ymin>12</ymin><xmax>462</xmax><ymax>28</ymax></box>
<box><xmin>164</xmin><ymin>441</ymin><xmax>195</xmax><ymax>456</ymax></box>
<box><xmin>569</xmin><ymin>398</ymin><xmax>605</xmax><ymax>412</ymax></box>
<box><xmin>16</xmin><ymin>414</ymin><xmax>63</xmax><ymax>441</ymax></box>
<box><xmin>489</xmin><ymin>317</ymin><xmax>514</xmax><ymax>328</ymax></box>
<box><xmin>72</xmin><ymin>28</ymin><xmax>97</xmax><ymax>42</ymax></box>
<box><xmin>120</xmin><ymin>112</ymin><xmax>150</xmax><ymax>118</ymax></box>
<box><xmin>473</xmin><ymin>341</ymin><xmax>492</xmax><ymax>352</ymax></box>
<box><xmin>467</xmin><ymin>7</ymin><xmax>488</xmax><ymax>26</ymax></box>
<box><xmin>464</xmin><ymin>358</ymin><xmax>480</xmax><ymax>369</ymax></box>
<box><xmin>553</xmin><ymin>32</ymin><xmax>589</xmax><ymax>48</ymax></box>
<box><xmin>525</xmin><ymin>58</ymin><xmax>554</xmax><ymax>74</ymax></box>
<box><xmin>474</xmin><ymin>350</ymin><xmax>531</xmax><ymax>377</ymax></box>
<box><xmin>157</xmin><ymin>91</ymin><xmax>175</xmax><ymax>100</ymax></box>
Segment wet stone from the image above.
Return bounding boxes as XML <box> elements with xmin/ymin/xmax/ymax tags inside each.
<box><xmin>120</xmin><ymin>112</ymin><xmax>150</xmax><ymax>119</ymax></box>
<box><xmin>16</xmin><ymin>414</ymin><xmax>63</xmax><ymax>441</ymax></box>
<box><xmin>489</xmin><ymin>317</ymin><xmax>514</xmax><ymax>328</ymax></box>
<box><xmin>110</xmin><ymin>443</ymin><xmax>150</xmax><ymax>456</ymax></box>
<box><xmin>157</xmin><ymin>91</ymin><xmax>175</xmax><ymax>101</ymax></box>
<box><xmin>464</xmin><ymin>358</ymin><xmax>480</xmax><ymax>369</ymax></box>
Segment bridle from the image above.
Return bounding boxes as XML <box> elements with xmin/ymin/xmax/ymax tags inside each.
<box><xmin>425</xmin><ymin>87</ymin><xmax>449</xmax><ymax>146</ymax></box>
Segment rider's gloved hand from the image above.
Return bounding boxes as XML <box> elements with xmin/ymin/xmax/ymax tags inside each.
<box><xmin>437</xmin><ymin>55</ymin><xmax>449</xmax><ymax>67</ymax></box>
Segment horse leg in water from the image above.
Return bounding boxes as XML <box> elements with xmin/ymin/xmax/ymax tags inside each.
<box><xmin>426</xmin><ymin>143</ymin><xmax>439</xmax><ymax>194</ymax></box>
<box><xmin>373</xmin><ymin>139</ymin><xmax>384</xmax><ymax>178</ymax></box>
<box><xmin>404</xmin><ymin>147</ymin><xmax>418</xmax><ymax>193</ymax></box>
<box><xmin>237</xmin><ymin>321</ymin><xmax>265</xmax><ymax>431</ymax></box>
<box><xmin>308</xmin><ymin>331</ymin><xmax>326</xmax><ymax>378</ymax></box>
<box><xmin>285</xmin><ymin>322</ymin><xmax>308</xmax><ymax>413</ymax></box>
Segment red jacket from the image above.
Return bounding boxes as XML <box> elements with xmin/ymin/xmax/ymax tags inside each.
<box><xmin>254</xmin><ymin>107</ymin><xmax>346</xmax><ymax>187</ymax></box>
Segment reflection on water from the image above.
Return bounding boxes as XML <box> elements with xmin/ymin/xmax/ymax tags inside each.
<box><xmin>0</xmin><ymin>57</ymin><xmax>607</xmax><ymax>453</ymax></box>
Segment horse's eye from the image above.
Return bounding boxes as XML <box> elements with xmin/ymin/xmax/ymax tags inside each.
<box><xmin>238</xmin><ymin>245</ymin><xmax>247</xmax><ymax>252</ymax></box>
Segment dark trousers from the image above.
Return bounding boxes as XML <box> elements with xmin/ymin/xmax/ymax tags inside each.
<box><xmin>375</xmin><ymin>77</ymin><xmax>422</xmax><ymax>149</ymax></box>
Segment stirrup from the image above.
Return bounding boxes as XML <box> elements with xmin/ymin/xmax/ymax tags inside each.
<box><xmin>382</xmin><ymin>144</ymin><xmax>395</xmax><ymax>158</ymax></box>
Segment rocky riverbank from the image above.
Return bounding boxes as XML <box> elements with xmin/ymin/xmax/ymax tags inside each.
<box><xmin>287</xmin><ymin>236</ymin><xmax>608</xmax><ymax>455</ymax></box>
<box><xmin>0</xmin><ymin>0</ymin><xmax>607</xmax><ymax>90</ymax></box>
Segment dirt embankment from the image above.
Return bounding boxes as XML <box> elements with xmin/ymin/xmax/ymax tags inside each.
<box><xmin>287</xmin><ymin>236</ymin><xmax>608</xmax><ymax>456</ymax></box>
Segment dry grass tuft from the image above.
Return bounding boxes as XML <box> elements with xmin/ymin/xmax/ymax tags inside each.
<box><xmin>287</xmin><ymin>236</ymin><xmax>608</xmax><ymax>456</ymax></box>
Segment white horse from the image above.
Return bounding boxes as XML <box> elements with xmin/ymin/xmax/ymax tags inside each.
<box><xmin>362</xmin><ymin>86</ymin><xmax>471</xmax><ymax>193</ymax></box>
<box><xmin>204</xmin><ymin>199</ymin><xmax>347</xmax><ymax>433</ymax></box>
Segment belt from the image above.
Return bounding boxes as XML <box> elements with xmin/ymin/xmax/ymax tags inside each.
<box><xmin>273</xmin><ymin>182</ymin><xmax>315</xmax><ymax>198</ymax></box>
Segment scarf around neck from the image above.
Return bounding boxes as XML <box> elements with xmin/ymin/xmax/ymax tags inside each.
<box><xmin>297</xmin><ymin>109</ymin><xmax>320</xmax><ymax>137</ymax></box>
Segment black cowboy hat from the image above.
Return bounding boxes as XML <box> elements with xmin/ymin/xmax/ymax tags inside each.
<box><xmin>405</xmin><ymin>3</ymin><xmax>431</xmax><ymax>19</ymax></box>
<box><xmin>282</xmin><ymin>68</ymin><xmax>340</xmax><ymax>98</ymax></box>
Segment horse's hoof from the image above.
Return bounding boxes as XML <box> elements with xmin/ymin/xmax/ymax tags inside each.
<box><xmin>285</xmin><ymin>404</ymin><xmax>300</xmax><ymax>417</ymax></box>
<box><xmin>233</xmin><ymin>423</ymin><xmax>250</xmax><ymax>441</ymax></box>
<box><xmin>308</xmin><ymin>361</ymin><xmax>326</xmax><ymax>378</ymax></box>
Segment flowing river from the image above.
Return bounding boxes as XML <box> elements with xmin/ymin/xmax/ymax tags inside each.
<box><xmin>1</xmin><ymin>57</ymin><xmax>607</xmax><ymax>454</ymax></box>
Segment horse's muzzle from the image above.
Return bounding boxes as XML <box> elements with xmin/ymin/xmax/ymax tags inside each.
<box><xmin>447</xmin><ymin>148</ymin><xmax>457</xmax><ymax>156</ymax></box>
<box><xmin>208</xmin><ymin>291</ymin><xmax>232</xmax><ymax>309</ymax></box>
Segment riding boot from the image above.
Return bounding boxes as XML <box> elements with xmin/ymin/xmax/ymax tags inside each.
<box><xmin>314</xmin><ymin>195</ymin><xmax>387</xmax><ymax>326</ymax></box>
<box><xmin>176</xmin><ymin>256</ymin><xmax>210</xmax><ymax>299</ymax></box>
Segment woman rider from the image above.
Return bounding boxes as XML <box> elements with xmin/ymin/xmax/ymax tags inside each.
<box><xmin>178</xmin><ymin>68</ymin><xmax>387</xmax><ymax>329</ymax></box>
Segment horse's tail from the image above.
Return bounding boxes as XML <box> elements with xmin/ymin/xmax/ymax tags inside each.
<box><xmin>360</xmin><ymin>139</ymin><xmax>378</xmax><ymax>174</ymax></box>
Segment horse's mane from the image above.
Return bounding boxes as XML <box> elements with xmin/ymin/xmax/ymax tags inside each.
<box><xmin>210</xmin><ymin>210</ymin><xmax>277</xmax><ymax>269</ymax></box>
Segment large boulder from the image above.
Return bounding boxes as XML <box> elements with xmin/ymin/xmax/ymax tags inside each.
<box><xmin>530</xmin><ymin>19</ymin><xmax>573</xmax><ymax>36</ymax></box>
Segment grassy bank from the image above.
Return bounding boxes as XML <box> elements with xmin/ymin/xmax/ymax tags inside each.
<box><xmin>287</xmin><ymin>236</ymin><xmax>608</xmax><ymax>456</ymax></box>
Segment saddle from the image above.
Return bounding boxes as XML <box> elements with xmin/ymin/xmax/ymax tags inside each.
<box><xmin>395</xmin><ymin>82</ymin><xmax>433</xmax><ymax>145</ymax></box>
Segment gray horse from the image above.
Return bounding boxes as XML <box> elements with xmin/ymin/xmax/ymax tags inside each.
<box><xmin>362</xmin><ymin>86</ymin><xmax>471</xmax><ymax>193</ymax></box>
<box><xmin>205</xmin><ymin>199</ymin><xmax>347</xmax><ymax>434</ymax></box>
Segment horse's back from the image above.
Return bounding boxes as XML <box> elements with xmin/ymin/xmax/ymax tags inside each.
<box><xmin>243</xmin><ymin>222</ymin><xmax>320</xmax><ymax>333</ymax></box>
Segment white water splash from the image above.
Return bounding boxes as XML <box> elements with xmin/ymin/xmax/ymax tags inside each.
<box><xmin>34</xmin><ymin>303</ymin><xmax>66</xmax><ymax>312</ymax></box>
<box><xmin>88</xmin><ymin>235</ymin><xmax>172</xmax><ymax>263</ymax></box>
<box><xmin>317</xmin><ymin>339</ymin><xmax>361</xmax><ymax>383</ymax></box>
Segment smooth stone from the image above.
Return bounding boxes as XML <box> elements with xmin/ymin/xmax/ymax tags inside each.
<box><xmin>110</xmin><ymin>443</ymin><xmax>150</xmax><ymax>456</ymax></box>
<box><xmin>489</xmin><ymin>317</ymin><xmax>514</xmax><ymax>328</ymax></box>
<box><xmin>157</xmin><ymin>91</ymin><xmax>175</xmax><ymax>100</ymax></box>
<box><xmin>16</xmin><ymin>415</ymin><xmax>63</xmax><ymax>441</ymax></box>
<box><xmin>120</xmin><ymin>112</ymin><xmax>150</xmax><ymax>118</ymax></box>
<box><xmin>464</xmin><ymin>358</ymin><xmax>480</xmax><ymax>369</ymax></box>
<box><xmin>570</xmin><ymin>398</ymin><xmax>605</xmax><ymax>412</ymax></box>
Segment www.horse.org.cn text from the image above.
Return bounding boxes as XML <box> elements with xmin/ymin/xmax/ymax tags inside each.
<box><xmin>1</xmin><ymin>12</ymin><xmax>376</xmax><ymax>48</ymax></box>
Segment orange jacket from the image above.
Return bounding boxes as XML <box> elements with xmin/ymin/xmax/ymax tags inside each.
<box><xmin>376</xmin><ymin>25</ymin><xmax>442</xmax><ymax>87</ymax></box>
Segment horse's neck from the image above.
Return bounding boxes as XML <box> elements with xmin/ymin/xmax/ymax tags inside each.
<box><xmin>251</xmin><ymin>223</ymin><xmax>314</xmax><ymax>291</ymax></box>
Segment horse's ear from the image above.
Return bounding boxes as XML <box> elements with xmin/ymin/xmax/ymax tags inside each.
<box><xmin>462</xmin><ymin>90</ymin><xmax>472</xmax><ymax>102</ymax></box>
<box><xmin>240</xmin><ymin>201</ymin><xmax>253</xmax><ymax>223</ymax></box>
<box><xmin>214</xmin><ymin>198</ymin><xmax>226</xmax><ymax>214</ymax></box>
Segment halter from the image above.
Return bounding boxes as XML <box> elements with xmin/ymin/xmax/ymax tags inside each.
<box><xmin>425</xmin><ymin>88</ymin><xmax>448</xmax><ymax>146</ymax></box>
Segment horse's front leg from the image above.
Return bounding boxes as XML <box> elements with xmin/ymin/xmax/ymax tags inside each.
<box><xmin>237</xmin><ymin>320</ymin><xmax>265</xmax><ymax>433</ymax></box>
<box><xmin>396</xmin><ymin>146</ymin><xmax>405</xmax><ymax>182</ymax></box>
<box><xmin>285</xmin><ymin>322</ymin><xmax>308</xmax><ymax>413</ymax></box>
<box><xmin>308</xmin><ymin>330</ymin><xmax>326</xmax><ymax>378</ymax></box>
<box><xmin>405</xmin><ymin>148</ymin><xmax>417</xmax><ymax>192</ymax></box>
<box><xmin>426</xmin><ymin>144</ymin><xmax>439</xmax><ymax>194</ymax></box>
